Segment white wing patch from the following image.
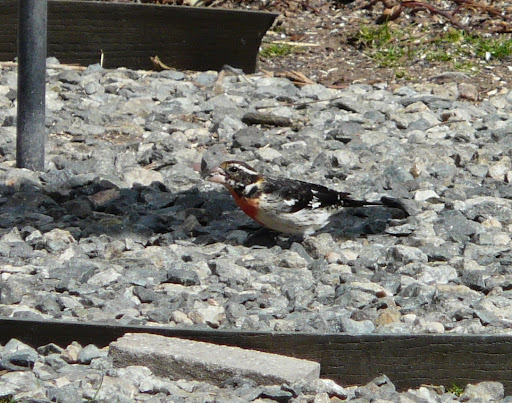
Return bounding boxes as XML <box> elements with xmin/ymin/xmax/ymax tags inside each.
<box><xmin>284</xmin><ymin>199</ymin><xmax>298</xmax><ymax>207</ymax></box>
<box><xmin>309</xmin><ymin>201</ymin><xmax>322</xmax><ymax>209</ymax></box>
<box><xmin>308</xmin><ymin>195</ymin><xmax>322</xmax><ymax>209</ymax></box>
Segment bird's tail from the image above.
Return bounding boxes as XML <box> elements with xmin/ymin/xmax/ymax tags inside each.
<box><xmin>341</xmin><ymin>198</ymin><xmax>383</xmax><ymax>208</ymax></box>
<box><xmin>342</xmin><ymin>196</ymin><xmax>409</xmax><ymax>217</ymax></box>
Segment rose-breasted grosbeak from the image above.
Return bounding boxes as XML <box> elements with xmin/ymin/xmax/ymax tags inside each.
<box><xmin>206</xmin><ymin>160</ymin><xmax>386</xmax><ymax>236</ymax></box>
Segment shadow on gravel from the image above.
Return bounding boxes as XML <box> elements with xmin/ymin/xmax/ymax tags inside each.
<box><xmin>0</xmin><ymin>176</ymin><xmax>407</xmax><ymax>250</ymax></box>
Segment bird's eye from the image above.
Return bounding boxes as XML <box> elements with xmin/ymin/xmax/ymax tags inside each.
<box><xmin>228</xmin><ymin>166</ymin><xmax>239</xmax><ymax>173</ymax></box>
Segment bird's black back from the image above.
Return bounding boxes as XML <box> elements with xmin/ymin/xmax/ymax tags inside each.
<box><xmin>261</xmin><ymin>177</ymin><xmax>369</xmax><ymax>213</ymax></box>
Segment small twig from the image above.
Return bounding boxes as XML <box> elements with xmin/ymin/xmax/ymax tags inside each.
<box><xmin>270</xmin><ymin>40</ymin><xmax>320</xmax><ymax>47</ymax></box>
<box><xmin>92</xmin><ymin>371</ymin><xmax>105</xmax><ymax>401</ymax></box>
<box><xmin>255</xmin><ymin>95</ymin><xmax>352</xmax><ymax>110</ymax></box>
<box><xmin>434</xmin><ymin>119</ymin><xmax>469</xmax><ymax>127</ymax></box>
<box><xmin>369</xmin><ymin>0</ymin><xmax>511</xmax><ymax>28</ymax></box>
<box><xmin>358</xmin><ymin>0</ymin><xmax>381</xmax><ymax>10</ymax></box>
<box><xmin>242</xmin><ymin>112</ymin><xmax>294</xmax><ymax>127</ymax></box>
<box><xmin>221</xmin><ymin>64</ymin><xmax>256</xmax><ymax>87</ymax></box>
<box><xmin>401</xmin><ymin>1</ymin><xmax>464</xmax><ymax>28</ymax></box>
<box><xmin>0</xmin><ymin>61</ymin><xmax>86</xmax><ymax>71</ymax></box>
<box><xmin>150</xmin><ymin>55</ymin><xmax>173</xmax><ymax>71</ymax></box>
<box><xmin>273</xmin><ymin>70</ymin><xmax>316</xmax><ymax>86</ymax></box>
<box><xmin>454</xmin><ymin>0</ymin><xmax>512</xmax><ymax>21</ymax></box>
<box><xmin>298</xmin><ymin>0</ymin><xmax>323</xmax><ymax>15</ymax></box>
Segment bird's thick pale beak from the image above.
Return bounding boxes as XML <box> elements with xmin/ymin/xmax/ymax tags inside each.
<box><xmin>206</xmin><ymin>166</ymin><xmax>227</xmax><ymax>184</ymax></box>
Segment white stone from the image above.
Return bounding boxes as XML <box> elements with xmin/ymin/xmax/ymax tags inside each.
<box><xmin>87</xmin><ymin>267</ymin><xmax>123</xmax><ymax>286</ymax></box>
<box><xmin>414</xmin><ymin>189</ymin><xmax>440</xmax><ymax>201</ymax></box>
<box><xmin>256</xmin><ymin>147</ymin><xmax>282</xmax><ymax>162</ymax></box>
<box><xmin>488</xmin><ymin>157</ymin><xmax>511</xmax><ymax>181</ymax></box>
<box><xmin>123</xmin><ymin>167</ymin><xmax>164</xmax><ymax>187</ymax></box>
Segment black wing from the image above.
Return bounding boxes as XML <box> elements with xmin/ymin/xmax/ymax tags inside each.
<box><xmin>262</xmin><ymin>177</ymin><xmax>369</xmax><ymax>213</ymax></box>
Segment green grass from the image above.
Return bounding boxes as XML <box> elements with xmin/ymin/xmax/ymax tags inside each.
<box><xmin>272</xmin><ymin>25</ymin><xmax>286</xmax><ymax>34</ymax></box>
<box><xmin>447</xmin><ymin>383</ymin><xmax>465</xmax><ymax>396</ymax></box>
<box><xmin>351</xmin><ymin>23</ymin><xmax>512</xmax><ymax>71</ymax></box>
<box><xmin>453</xmin><ymin>60</ymin><xmax>477</xmax><ymax>73</ymax></box>
<box><xmin>394</xmin><ymin>70</ymin><xmax>409</xmax><ymax>79</ymax></box>
<box><xmin>475</xmin><ymin>36</ymin><xmax>512</xmax><ymax>59</ymax></box>
<box><xmin>425</xmin><ymin>51</ymin><xmax>453</xmax><ymax>62</ymax></box>
<box><xmin>357</xmin><ymin>23</ymin><xmax>395</xmax><ymax>48</ymax></box>
<box><xmin>441</xmin><ymin>28</ymin><xmax>466</xmax><ymax>44</ymax></box>
<box><xmin>353</xmin><ymin>23</ymin><xmax>412</xmax><ymax>67</ymax></box>
<box><xmin>260</xmin><ymin>43</ymin><xmax>298</xmax><ymax>58</ymax></box>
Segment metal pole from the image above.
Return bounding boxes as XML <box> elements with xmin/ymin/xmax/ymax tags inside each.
<box><xmin>16</xmin><ymin>0</ymin><xmax>47</xmax><ymax>171</ymax></box>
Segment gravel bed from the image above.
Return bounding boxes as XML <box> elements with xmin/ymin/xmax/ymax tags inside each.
<box><xmin>1</xmin><ymin>58</ymin><xmax>512</xmax><ymax>401</ymax></box>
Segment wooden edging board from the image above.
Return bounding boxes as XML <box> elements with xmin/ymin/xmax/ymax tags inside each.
<box><xmin>1</xmin><ymin>317</ymin><xmax>511</xmax><ymax>393</ymax></box>
<box><xmin>0</xmin><ymin>0</ymin><xmax>277</xmax><ymax>73</ymax></box>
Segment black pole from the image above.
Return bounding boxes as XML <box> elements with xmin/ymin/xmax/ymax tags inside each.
<box><xmin>16</xmin><ymin>0</ymin><xmax>47</xmax><ymax>171</ymax></box>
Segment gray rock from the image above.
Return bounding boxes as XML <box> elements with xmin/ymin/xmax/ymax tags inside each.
<box><xmin>329</xmin><ymin>96</ymin><xmax>366</xmax><ymax>113</ymax></box>
<box><xmin>397</xmin><ymin>282</ymin><xmax>436</xmax><ymax>309</ymax></box>
<box><xmin>258</xmin><ymin>385</ymin><xmax>294</xmax><ymax>401</ymax></box>
<box><xmin>232</xmin><ymin>126</ymin><xmax>265</xmax><ymax>149</ymax></box>
<box><xmin>77</xmin><ymin>344</ymin><xmax>108</xmax><ymax>364</ymax></box>
<box><xmin>461</xmin><ymin>381</ymin><xmax>504</xmax><ymax>402</ymax></box>
<box><xmin>0</xmin><ymin>384</ymin><xmax>16</xmax><ymax>400</ymax></box>
<box><xmin>355</xmin><ymin>375</ymin><xmax>399</xmax><ymax>401</ymax></box>
<box><xmin>58</xmin><ymin>69</ymin><xmax>82</xmax><ymax>85</ymax></box>
<box><xmin>0</xmin><ymin>339</ymin><xmax>38</xmax><ymax>371</ymax></box>
<box><xmin>0</xmin><ymin>372</ymin><xmax>38</xmax><ymax>399</ymax></box>
<box><xmin>300</xmin><ymin>378</ymin><xmax>347</xmax><ymax>399</ymax></box>
<box><xmin>337</xmin><ymin>317</ymin><xmax>375</xmax><ymax>333</ymax></box>
<box><xmin>256</xmin><ymin>147</ymin><xmax>282</xmax><ymax>162</ymax></box>
<box><xmin>209</xmin><ymin>259</ymin><xmax>251</xmax><ymax>286</ymax></box>
<box><xmin>388</xmin><ymin>245</ymin><xmax>428</xmax><ymax>265</ymax></box>
<box><xmin>159</xmin><ymin>70</ymin><xmax>186</xmax><ymax>80</ymax></box>
<box><xmin>417</xmin><ymin>264</ymin><xmax>458</xmax><ymax>285</ymax></box>
<box><xmin>0</xmin><ymin>280</ymin><xmax>28</xmax><ymax>305</ymax></box>
<box><xmin>37</xmin><ymin>343</ymin><xmax>63</xmax><ymax>356</ymax></box>
<box><xmin>47</xmin><ymin>384</ymin><xmax>82</xmax><ymax>403</ymax></box>
<box><xmin>254</xmin><ymin>77</ymin><xmax>299</xmax><ymax>99</ymax></box>
<box><xmin>165</xmin><ymin>266</ymin><xmax>201</xmax><ymax>286</ymax></box>
<box><xmin>43</xmin><ymin>228</ymin><xmax>75</xmax><ymax>253</ymax></box>
<box><xmin>36</xmin><ymin>294</ymin><xmax>62</xmax><ymax>315</ymax></box>
<box><xmin>194</xmin><ymin>71</ymin><xmax>218</xmax><ymax>86</ymax></box>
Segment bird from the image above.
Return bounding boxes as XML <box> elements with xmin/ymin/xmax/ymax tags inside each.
<box><xmin>205</xmin><ymin>160</ymin><xmax>387</xmax><ymax>236</ymax></box>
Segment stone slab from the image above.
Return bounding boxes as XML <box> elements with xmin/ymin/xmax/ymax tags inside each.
<box><xmin>109</xmin><ymin>332</ymin><xmax>320</xmax><ymax>386</ymax></box>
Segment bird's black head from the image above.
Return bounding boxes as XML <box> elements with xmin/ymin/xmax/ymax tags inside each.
<box><xmin>207</xmin><ymin>160</ymin><xmax>262</xmax><ymax>194</ymax></box>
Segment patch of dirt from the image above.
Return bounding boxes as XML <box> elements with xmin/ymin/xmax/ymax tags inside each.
<box><xmin>254</xmin><ymin>0</ymin><xmax>512</xmax><ymax>98</ymax></box>
<box><xmin>101</xmin><ymin>0</ymin><xmax>512</xmax><ymax>98</ymax></box>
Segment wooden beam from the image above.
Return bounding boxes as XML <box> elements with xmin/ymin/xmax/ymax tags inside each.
<box><xmin>1</xmin><ymin>317</ymin><xmax>512</xmax><ymax>392</ymax></box>
<box><xmin>0</xmin><ymin>0</ymin><xmax>277</xmax><ymax>73</ymax></box>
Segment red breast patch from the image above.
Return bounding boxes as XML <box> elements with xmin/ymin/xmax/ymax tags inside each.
<box><xmin>229</xmin><ymin>190</ymin><xmax>261</xmax><ymax>223</ymax></box>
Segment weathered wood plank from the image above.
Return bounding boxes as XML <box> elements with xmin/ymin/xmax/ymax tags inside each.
<box><xmin>0</xmin><ymin>0</ymin><xmax>277</xmax><ymax>73</ymax></box>
<box><xmin>1</xmin><ymin>317</ymin><xmax>512</xmax><ymax>392</ymax></box>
